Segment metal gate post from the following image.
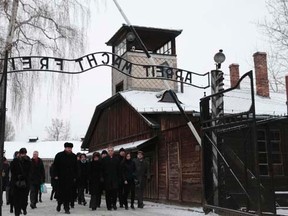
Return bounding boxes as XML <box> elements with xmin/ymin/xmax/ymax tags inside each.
<box><xmin>0</xmin><ymin>51</ymin><xmax>8</xmax><ymax>216</ymax></box>
<box><xmin>211</xmin><ymin>69</ymin><xmax>224</xmax><ymax>206</ymax></box>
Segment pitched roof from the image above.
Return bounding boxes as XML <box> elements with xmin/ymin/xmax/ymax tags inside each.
<box><xmin>81</xmin><ymin>93</ymin><xmax>159</xmax><ymax>149</ymax></box>
<box><xmin>82</xmin><ymin>79</ymin><xmax>287</xmax><ymax>150</ymax></box>
<box><xmin>120</xmin><ymin>84</ymin><xmax>287</xmax><ymax>116</ymax></box>
<box><xmin>106</xmin><ymin>24</ymin><xmax>182</xmax><ymax>51</ymax></box>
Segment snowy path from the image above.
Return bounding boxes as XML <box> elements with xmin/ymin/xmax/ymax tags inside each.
<box><xmin>3</xmin><ymin>188</ymin><xmax>288</xmax><ymax>215</ymax></box>
<box><xmin>2</xmin><ymin>187</ymin><xmax>218</xmax><ymax>216</ymax></box>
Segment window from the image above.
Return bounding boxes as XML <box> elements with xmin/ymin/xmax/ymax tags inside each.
<box><xmin>257</xmin><ymin>130</ymin><xmax>268</xmax><ymax>175</ymax></box>
<box><xmin>257</xmin><ymin>129</ymin><xmax>283</xmax><ymax>176</ymax></box>
<box><xmin>156</xmin><ymin>41</ymin><xmax>172</xmax><ymax>55</ymax></box>
<box><xmin>115</xmin><ymin>39</ymin><xmax>127</xmax><ymax>56</ymax></box>
<box><xmin>270</xmin><ymin>130</ymin><xmax>283</xmax><ymax>176</ymax></box>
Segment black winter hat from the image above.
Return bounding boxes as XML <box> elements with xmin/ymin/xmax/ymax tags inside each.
<box><xmin>19</xmin><ymin>148</ymin><xmax>27</xmax><ymax>154</ymax></box>
<box><xmin>64</xmin><ymin>142</ymin><xmax>73</xmax><ymax>148</ymax></box>
<box><xmin>119</xmin><ymin>148</ymin><xmax>125</xmax><ymax>152</ymax></box>
<box><xmin>101</xmin><ymin>150</ymin><xmax>108</xmax><ymax>155</ymax></box>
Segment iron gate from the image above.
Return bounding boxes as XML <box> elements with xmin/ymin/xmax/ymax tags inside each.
<box><xmin>200</xmin><ymin>71</ymin><xmax>277</xmax><ymax>215</ymax></box>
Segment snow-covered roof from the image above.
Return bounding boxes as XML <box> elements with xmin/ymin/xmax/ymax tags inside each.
<box><xmin>120</xmin><ymin>83</ymin><xmax>287</xmax><ymax>116</ymax></box>
<box><xmin>87</xmin><ymin>138</ymin><xmax>152</xmax><ymax>156</ymax></box>
<box><xmin>4</xmin><ymin>140</ymin><xmax>85</xmax><ymax>160</ymax></box>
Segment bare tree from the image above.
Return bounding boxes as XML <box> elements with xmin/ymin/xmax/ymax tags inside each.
<box><xmin>45</xmin><ymin>118</ymin><xmax>70</xmax><ymax>141</ymax></box>
<box><xmin>0</xmin><ymin>0</ymin><xmax>93</xmax><ymax>119</ymax></box>
<box><xmin>5</xmin><ymin>117</ymin><xmax>15</xmax><ymax>141</ymax></box>
<box><xmin>258</xmin><ymin>0</ymin><xmax>288</xmax><ymax>92</ymax></box>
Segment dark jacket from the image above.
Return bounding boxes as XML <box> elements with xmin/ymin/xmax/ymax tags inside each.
<box><xmin>77</xmin><ymin>160</ymin><xmax>89</xmax><ymax>188</ymax></box>
<box><xmin>102</xmin><ymin>155</ymin><xmax>120</xmax><ymax>190</ymax></box>
<box><xmin>117</xmin><ymin>155</ymin><xmax>125</xmax><ymax>182</ymax></box>
<box><xmin>53</xmin><ymin>150</ymin><xmax>78</xmax><ymax>202</ymax></box>
<box><xmin>10</xmin><ymin>156</ymin><xmax>31</xmax><ymax>189</ymax></box>
<box><xmin>89</xmin><ymin>160</ymin><xmax>102</xmax><ymax>195</ymax></box>
<box><xmin>49</xmin><ymin>163</ymin><xmax>56</xmax><ymax>188</ymax></box>
<box><xmin>30</xmin><ymin>157</ymin><xmax>45</xmax><ymax>185</ymax></box>
<box><xmin>2</xmin><ymin>162</ymin><xmax>10</xmax><ymax>190</ymax></box>
<box><xmin>133</xmin><ymin>158</ymin><xmax>148</xmax><ymax>186</ymax></box>
<box><xmin>121</xmin><ymin>159</ymin><xmax>136</xmax><ymax>183</ymax></box>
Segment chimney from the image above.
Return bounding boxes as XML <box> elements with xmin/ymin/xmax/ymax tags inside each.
<box><xmin>229</xmin><ymin>64</ymin><xmax>240</xmax><ymax>88</ymax></box>
<box><xmin>253</xmin><ymin>52</ymin><xmax>269</xmax><ymax>97</ymax></box>
<box><xmin>28</xmin><ymin>136</ymin><xmax>38</xmax><ymax>142</ymax></box>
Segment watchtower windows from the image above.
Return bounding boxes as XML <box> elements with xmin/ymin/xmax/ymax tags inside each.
<box><xmin>156</xmin><ymin>41</ymin><xmax>172</xmax><ymax>55</ymax></box>
<box><xmin>115</xmin><ymin>39</ymin><xmax>127</xmax><ymax>56</ymax></box>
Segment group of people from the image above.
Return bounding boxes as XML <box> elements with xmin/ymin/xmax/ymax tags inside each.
<box><xmin>52</xmin><ymin>142</ymin><xmax>149</xmax><ymax>214</ymax></box>
<box><xmin>2</xmin><ymin>148</ymin><xmax>45</xmax><ymax>216</ymax></box>
<box><xmin>1</xmin><ymin>142</ymin><xmax>149</xmax><ymax>215</ymax></box>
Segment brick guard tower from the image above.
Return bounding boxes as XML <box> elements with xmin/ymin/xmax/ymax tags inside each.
<box><xmin>106</xmin><ymin>24</ymin><xmax>182</xmax><ymax>95</ymax></box>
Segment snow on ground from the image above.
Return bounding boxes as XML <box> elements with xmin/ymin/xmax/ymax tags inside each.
<box><xmin>3</xmin><ymin>184</ymin><xmax>288</xmax><ymax>215</ymax></box>
<box><xmin>2</xmin><ymin>185</ymin><xmax>218</xmax><ymax>216</ymax></box>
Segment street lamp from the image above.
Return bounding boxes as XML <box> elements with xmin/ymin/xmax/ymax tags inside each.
<box><xmin>214</xmin><ymin>49</ymin><xmax>225</xmax><ymax>70</ymax></box>
<box><xmin>211</xmin><ymin>49</ymin><xmax>225</xmax><ymax>207</ymax></box>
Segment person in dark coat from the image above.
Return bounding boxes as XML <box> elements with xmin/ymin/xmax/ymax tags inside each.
<box><xmin>10</xmin><ymin>148</ymin><xmax>31</xmax><ymax>216</ymax></box>
<box><xmin>133</xmin><ymin>150</ymin><xmax>148</xmax><ymax>208</ymax></box>
<box><xmin>54</xmin><ymin>142</ymin><xmax>78</xmax><ymax>214</ymax></box>
<box><xmin>2</xmin><ymin>157</ymin><xmax>10</xmax><ymax>205</ymax></box>
<box><xmin>88</xmin><ymin>152</ymin><xmax>102</xmax><ymax>210</ymax></box>
<box><xmin>9</xmin><ymin>151</ymin><xmax>19</xmax><ymax>214</ymax></box>
<box><xmin>72</xmin><ymin>152</ymin><xmax>82</xmax><ymax>207</ymax></box>
<box><xmin>49</xmin><ymin>162</ymin><xmax>56</xmax><ymax>200</ymax></box>
<box><xmin>98</xmin><ymin>150</ymin><xmax>108</xmax><ymax>207</ymax></box>
<box><xmin>29</xmin><ymin>151</ymin><xmax>45</xmax><ymax>209</ymax></box>
<box><xmin>121</xmin><ymin>152</ymin><xmax>136</xmax><ymax>209</ymax></box>
<box><xmin>117</xmin><ymin>147</ymin><xmax>126</xmax><ymax>208</ymax></box>
<box><xmin>101</xmin><ymin>146</ymin><xmax>120</xmax><ymax>210</ymax></box>
<box><xmin>77</xmin><ymin>153</ymin><xmax>89</xmax><ymax>206</ymax></box>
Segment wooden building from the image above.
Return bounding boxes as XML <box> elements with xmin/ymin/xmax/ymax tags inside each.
<box><xmin>82</xmin><ymin>90</ymin><xmax>203</xmax><ymax>203</ymax></box>
<box><xmin>82</xmin><ymin>25</ymin><xmax>288</xmax><ymax>207</ymax></box>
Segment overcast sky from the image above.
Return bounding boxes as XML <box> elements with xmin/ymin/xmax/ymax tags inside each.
<box><xmin>11</xmin><ymin>0</ymin><xmax>269</xmax><ymax>141</ymax></box>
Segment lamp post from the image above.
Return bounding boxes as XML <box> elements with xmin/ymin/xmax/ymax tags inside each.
<box><xmin>214</xmin><ymin>49</ymin><xmax>226</xmax><ymax>70</ymax></box>
<box><xmin>211</xmin><ymin>49</ymin><xmax>225</xmax><ymax>207</ymax></box>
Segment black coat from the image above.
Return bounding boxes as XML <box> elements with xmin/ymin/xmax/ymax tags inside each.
<box><xmin>117</xmin><ymin>155</ymin><xmax>125</xmax><ymax>182</ymax></box>
<box><xmin>102</xmin><ymin>155</ymin><xmax>120</xmax><ymax>190</ymax></box>
<box><xmin>77</xmin><ymin>160</ymin><xmax>89</xmax><ymax>188</ymax></box>
<box><xmin>10</xmin><ymin>156</ymin><xmax>31</xmax><ymax>190</ymax></box>
<box><xmin>133</xmin><ymin>158</ymin><xmax>148</xmax><ymax>186</ymax></box>
<box><xmin>53</xmin><ymin>150</ymin><xmax>78</xmax><ymax>202</ymax></box>
<box><xmin>49</xmin><ymin>163</ymin><xmax>56</xmax><ymax>188</ymax></box>
<box><xmin>121</xmin><ymin>159</ymin><xmax>136</xmax><ymax>183</ymax></box>
<box><xmin>30</xmin><ymin>158</ymin><xmax>45</xmax><ymax>185</ymax></box>
<box><xmin>89</xmin><ymin>160</ymin><xmax>102</xmax><ymax>195</ymax></box>
<box><xmin>2</xmin><ymin>162</ymin><xmax>10</xmax><ymax>190</ymax></box>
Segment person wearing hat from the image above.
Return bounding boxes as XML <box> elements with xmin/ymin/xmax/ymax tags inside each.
<box><xmin>133</xmin><ymin>150</ymin><xmax>148</xmax><ymax>208</ymax></box>
<box><xmin>117</xmin><ymin>147</ymin><xmax>126</xmax><ymax>208</ymax></box>
<box><xmin>101</xmin><ymin>150</ymin><xmax>108</xmax><ymax>158</ymax></box>
<box><xmin>53</xmin><ymin>142</ymin><xmax>77</xmax><ymax>214</ymax></box>
<box><xmin>9</xmin><ymin>151</ymin><xmax>19</xmax><ymax>214</ymax></box>
<box><xmin>10</xmin><ymin>147</ymin><xmax>31</xmax><ymax>216</ymax></box>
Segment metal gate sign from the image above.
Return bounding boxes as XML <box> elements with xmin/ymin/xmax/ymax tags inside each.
<box><xmin>0</xmin><ymin>51</ymin><xmax>210</xmax><ymax>89</ymax></box>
